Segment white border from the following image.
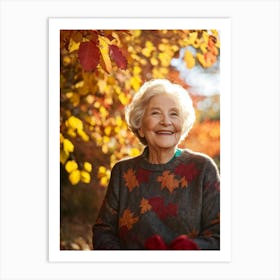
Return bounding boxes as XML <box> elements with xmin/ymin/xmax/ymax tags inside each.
<box><xmin>49</xmin><ymin>18</ymin><xmax>231</xmax><ymax>262</ymax></box>
<box><xmin>1</xmin><ymin>1</ymin><xmax>279</xmax><ymax>279</ymax></box>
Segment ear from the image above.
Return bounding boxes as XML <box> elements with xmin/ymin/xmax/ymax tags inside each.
<box><xmin>138</xmin><ymin>127</ymin><xmax>145</xmax><ymax>138</ymax></box>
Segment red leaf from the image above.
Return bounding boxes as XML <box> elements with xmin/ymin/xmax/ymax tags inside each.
<box><xmin>148</xmin><ymin>197</ymin><xmax>177</xmax><ymax>219</ymax></box>
<box><xmin>78</xmin><ymin>41</ymin><xmax>100</xmax><ymax>72</ymax></box>
<box><xmin>109</xmin><ymin>45</ymin><xmax>127</xmax><ymax>70</ymax></box>
<box><xmin>174</xmin><ymin>162</ymin><xmax>199</xmax><ymax>182</ymax></box>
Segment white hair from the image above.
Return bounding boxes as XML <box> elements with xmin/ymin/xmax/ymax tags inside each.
<box><xmin>125</xmin><ymin>79</ymin><xmax>196</xmax><ymax>145</ymax></box>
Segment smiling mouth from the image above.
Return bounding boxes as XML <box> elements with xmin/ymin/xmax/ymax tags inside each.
<box><xmin>155</xmin><ymin>130</ymin><xmax>175</xmax><ymax>135</ymax></box>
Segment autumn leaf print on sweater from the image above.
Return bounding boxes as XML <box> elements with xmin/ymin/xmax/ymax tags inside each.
<box><xmin>140</xmin><ymin>198</ymin><xmax>152</xmax><ymax>214</ymax></box>
<box><xmin>174</xmin><ymin>162</ymin><xmax>199</xmax><ymax>182</ymax></box>
<box><xmin>157</xmin><ymin>171</ymin><xmax>179</xmax><ymax>193</ymax></box>
<box><xmin>148</xmin><ymin>197</ymin><xmax>177</xmax><ymax>219</ymax></box>
<box><xmin>123</xmin><ymin>168</ymin><xmax>139</xmax><ymax>191</ymax></box>
<box><xmin>119</xmin><ymin>209</ymin><xmax>139</xmax><ymax>230</ymax></box>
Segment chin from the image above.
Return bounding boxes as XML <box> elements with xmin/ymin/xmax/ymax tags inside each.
<box><xmin>155</xmin><ymin>143</ymin><xmax>178</xmax><ymax>149</ymax></box>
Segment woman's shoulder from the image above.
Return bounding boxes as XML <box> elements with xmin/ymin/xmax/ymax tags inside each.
<box><xmin>179</xmin><ymin>148</ymin><xmax>217</xmax><ymax>166</ymax></box>
<box><xmin>112</xmin><ymin>152</ymin><xmax>145</xmax><ymax>169</ymax></box>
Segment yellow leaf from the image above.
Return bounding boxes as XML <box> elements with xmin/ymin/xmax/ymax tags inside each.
<box><xmin>202</xmin><ymin>31</ymin><xmax>209</xmax><ymax>43</ymax></box>
<box><xmin>158</xmin><ymin>43</ymin><xmax>166</xmax><ymax>51</ymax></box>
<box><xmin>103</xmin><ymin>136</ymin><xmax>110</xmax><ymax>143</ymax></box>
<box><xmin>200</xmin><ymin>42</ymin><xmax>208</xmax><ymax>54</ymax></box>
<box><xmin>100</xmin><ymin>176</ymin><xmax>109</xmax><ymax>187</ymax></box>
<box><xmin>75</xmin><ymin>80</ymin><xmax>84</xmax><ymax>88</ymax></box>
<box><xmin>104</xmin><ymin>126</ymin><xmax>112</xmax><ymax>136</ymax></box>
<box><xmin>77</xmin><ymin>129</ymin><xmax>89</xmax><ymax>142</ymax></box>
<box><xmin>184</xmin><ymin>50</ymin><xmax>195</xmax><ymax>69</ymax></box>
<box><xmin>66</xmin><ymin>116</ymin><xmax>83</xmax><ymax>130</ymax></box>
<box><xmin>62</xmin><ymin>56</ymin><xmax>71</xmax><ymax>66</ymax></box>
<box><xmin>60</xmin><ymin>133</ymin><xmax>64</xmax><ymax>143</ymax></box>
<box><xmin>70</xmin><ymin>93</ymin><xmax>80</xmax><ymax>107</ymax></box>
<box><xmin>150</xmin><ymin>57</ymin><xmax>158</xmax><ymax>66</ymax></box>
<box><xmin>118</xmin><ymin>92</ymin><xmax>129</xmax><ymax>105</ymax></box>
<box><xmin>102</xmin><ymin>144</ymin><xmax>109</xmax><ymax>154</ymax></box>
<box><xmin>186</xmin><ymin>32</ymin><xmax>198</xmax><ymax>45</ymax></box>
<box><xmin>68</xmin><ymin>38</ymin><xmax>80</xmax><ymax>53</ymax></box>
<box><xmin>83</xmin><ymin>162</ymin><xmax>92</xmax><ymax>172</ymax></box>
<box><xmin>97</xmin><ymin>79</ymin><xmax>107</xmax><ymax>92</ymax></box>
<box><xmin>80</xmin><ymin>171</ymin><xmax>91</xmax><ymax>183</ymax></box>
<box><xmin>145</xmin><ymin>41</ymin><xmax>155</xmax><ymax>50</ymax></box>
<box><xmin>115</xmin><ymin>116</ymin><xmax>123</xmax><ymax>127</ymax></box>
<box><xmin>65</xmin><ymin>91</ymin><xmax>74</xmax><ymax>98</ymax></box>
<box><xmin>171</xmin><ymin>45</ymin><xmax>179</xmax><ymax>52</ymax></box>
<box><xmin>129</xmin><ymin>148</ymin><xmax>141</xmax><ymax>158</ymax></box>
<box><xmin>132</xmin><ymin>30</ymin><xmax>141</xmax><ymax>37</ymax></box>
<box><xmin>69</xmin><ymin>170</ymin><xmax>81</xmax><ymax>185</ymax></box>
<box><xmin>141</xmin><ymin>41</ymin><xmax>155</xmax><ymax>58</ymax></box>
<box><xmin>141</xmin><ymin>48</ymin><xmax>152</xmax><ymax>57</ymax></box>
<box><xmin>65</xmin><ymin>160</ymin><xmax>78</xmax><ymax>173</ymax></box>
<box><xmin>67</xmin><ymin>128</ymin><xmax>77</xmax><ymax>138</ymax></box>
<box><xmin>99</xmin><ymin>106</ymin><xmax>109</xmax><ymax>119</ymax></box>
<box><xmin>98</xmin><ymin>166</ymin><xmax>110</xmax><ymax>187</ymax></box>
<box><xmin>86</xmin><ymin>95</ymin><xmax>94</xmax><ymax>104</ymax></box>
<box><xmin>63</xmin><ymin>138</ymin><xmax>74</xmax><ymax>153</ymax></box>
<box><xmin>158</xmin><ymin>52</ymin><xmax>171</xmax><ymax>67</ymax></box>
<box><xmin>60</xmin><ymin>150</ymin><xmax>69</xmax><ymax>164</ymax></box>
<box><xmin>130</xmin><ymin>76</ymin><xmax>142</xmax><ymax>91</ymax></box>
<box><xmin>133</xmin><ymin>66</ymin><xmax>141</xmax><ymax>75</ymax></box>
<box><xmin>98</xmin><ymin>35</ymin><xmax>112</xmax><ymax>73</ymax></box>
<box><xmin>98</xmin><ymin>166</ymin><xmax>107</xmax><ymax>177</ymax></box>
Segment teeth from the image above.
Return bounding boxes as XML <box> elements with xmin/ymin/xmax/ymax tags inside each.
<box><xmin>156</xmin><ymin>131</ymin><xmax>173</xmax><ymax>135</ymax></box>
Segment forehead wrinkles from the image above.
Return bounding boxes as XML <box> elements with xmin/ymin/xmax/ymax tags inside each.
<box><xmin>148</xmin><ymin>93</ymin><xmax>180</xmax><ymax>106</ymax></box>
<box><xmin>146</xmin><ymin>95</ymin><xmax>182</xmax><ymax>114</ymax></box>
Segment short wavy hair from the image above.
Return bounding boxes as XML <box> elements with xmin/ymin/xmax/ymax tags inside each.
<box><xmin>125</xmin><ymin>79</ymin><xmax>196</xmax><ymax>145</ymax></box>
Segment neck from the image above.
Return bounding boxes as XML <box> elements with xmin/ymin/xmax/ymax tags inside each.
<box><xmin>147</xmin><ymin>147</ymin><xmax>177</xmax><ymax>164</ymax></box>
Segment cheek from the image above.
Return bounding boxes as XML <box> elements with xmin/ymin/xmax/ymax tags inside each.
<box><xmin>138</xmin><ymin>118</ymin><xmax>153</xmax><ymax>137</ymax></box>
<box><xmin>174</xmin><ymin>119</ymin><xmax>184</xmax><ymax>132</ymax></box>
<box><xmin>142</xmin><ymin>117</ymin><xmax>157</xmax><ymax>130</ymax></box>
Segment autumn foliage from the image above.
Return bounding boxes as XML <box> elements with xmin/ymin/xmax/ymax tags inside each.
<box><xmin>60</xmin><ymin>29</ymin><xmax>220</xmax><ymax>188</ymax></box>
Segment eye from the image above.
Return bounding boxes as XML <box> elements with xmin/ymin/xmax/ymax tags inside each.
<box><xmin>151</xmin><ymin>110</ymin><xmax>160</xmax><ymax>115</ymax></box>
<box><xmin>170</xmin><ymin>111</ymin><xmax>179</xmax><ymax>116</ymax></box>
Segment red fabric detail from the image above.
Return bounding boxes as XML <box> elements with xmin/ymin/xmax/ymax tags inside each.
<box><xmin>169</xmin><ymin>235</ymin><xmax>199</xmax><ymax>250</ymax></box>
<box><xmin>148</xmin><ymin>197</ymin><xmax>177</xmax><ymax>219</ymax></box>
<box><xmin>174</xmin><ymin>163</ymin><xmax>199</xmax><ymax>182</ymax></box>
<box><xmin>145</xmin><ymin>234</ymin><xmax>199</xmax><ymax>250</ymax></box>
<box><xmin>136</xmin><ymin>168</ymin><xmax>151</xmax><ymax>183</ymax></box>
<box><xmin>119</xmin><ymin>226</ymin><xmax>129</xmax><ymax>239</ymax></box>
<box><xmin>145</xmin><ymin>235</ymin><xmax>168</xmax><ymax>250</ymax></box>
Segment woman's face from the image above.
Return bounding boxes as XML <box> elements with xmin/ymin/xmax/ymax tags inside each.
<box><xmin>138</xmin><ymin>93</ymin><xmax>184</xmax><ymax>151</ymax></box>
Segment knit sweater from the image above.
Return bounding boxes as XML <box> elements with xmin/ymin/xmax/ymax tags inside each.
<box><xmin>93</xmin><ymin>148</ymin><xmax>220</xmax><ymax>250</ymax></box>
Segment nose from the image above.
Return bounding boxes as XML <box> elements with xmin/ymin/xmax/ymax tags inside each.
<box><xmin>160</xmin><ymin>114</ymin><xmax>172</xmax><ymax>126</ymax></box>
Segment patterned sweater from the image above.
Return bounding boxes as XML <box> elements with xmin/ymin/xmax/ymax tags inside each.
<box><xmin>93</xmin><ymin>148</ymin><xmax>220</xmax><ymax>250</ymax></box>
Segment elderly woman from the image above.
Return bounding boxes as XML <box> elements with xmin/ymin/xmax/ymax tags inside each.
<box><xmin>93</xmin><ymin>79</ymin><xmax>220</xmax><ymax>250</ymax></box>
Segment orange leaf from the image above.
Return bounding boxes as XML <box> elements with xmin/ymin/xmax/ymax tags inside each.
<box><xmin>119</xmin><ymin>209</ymin><xmax>139</xmax><ymax>230</ymax></box>
<box><xmin>157</xmin><ymin>171</ymin><xmax>179</xmax><ymax>193</ymax></box>
<box><xmin>123</xmin><ymin>168</ymin><xmax>139</xmax><ymax>192</ymax></box>
<box><xmin>140</xmin><ymin>198</ymin><xmax>152</xmax><ymax>214</ymax></box>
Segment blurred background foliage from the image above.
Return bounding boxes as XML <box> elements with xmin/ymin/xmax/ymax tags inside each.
<box><xmin>59</xmin><ymin>29</ymin><xmax>220</xmax><ymax>250</ymax></box>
